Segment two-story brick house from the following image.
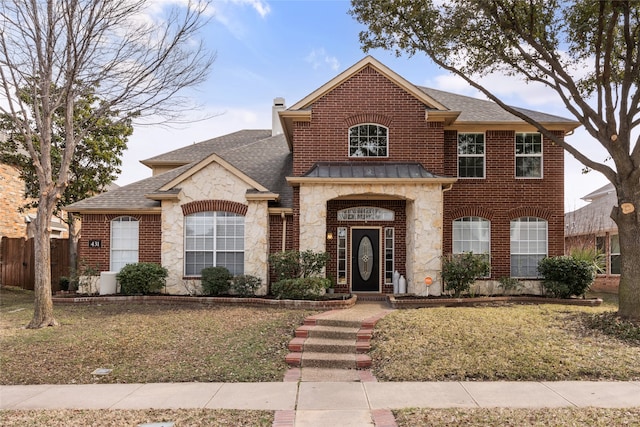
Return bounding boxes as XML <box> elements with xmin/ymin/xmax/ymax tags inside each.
<box><xmin>65</xmin><ymin>56</ymin><xmax>579</xmax><ymax>295</ymax></box>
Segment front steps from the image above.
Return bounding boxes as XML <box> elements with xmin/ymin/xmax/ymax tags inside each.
<box><xmin>285</xmin><ymin>310</ymin><xmax>384</xmax><ymax>371</ymax></box>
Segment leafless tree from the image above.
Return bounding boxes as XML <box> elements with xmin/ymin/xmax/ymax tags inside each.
<box><xmin>0</xmin><ymin>0</ymin><xmax>214</xmax><ymax>328</ymax></box>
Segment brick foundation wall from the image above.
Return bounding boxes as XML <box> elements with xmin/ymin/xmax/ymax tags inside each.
<box><xmin>78</xmin><ymin>213</ymin><xmax>162</xmax><ymax>272</ymax></box>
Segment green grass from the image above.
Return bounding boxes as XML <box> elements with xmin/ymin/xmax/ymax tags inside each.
<box><xmin>371</xmin><ymin>294</ymin><xmax>640</xmax><ymax>381</ymax></box>
<box><xmin>0</xmin><ymin>286</ymin><xmax>318</xmax><ymax>384</ymax></box>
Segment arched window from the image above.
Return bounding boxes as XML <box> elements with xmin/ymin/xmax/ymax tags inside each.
<box><xmin>510</xmin><ymin>217</ymin><xmax>547</xmax><ymax>277</ymax></box>
<box><xmin>184</xmin><ymin>211</ymin><xmax>244</xmax><ymax>276</ymax></box>
<box><xmin>110</xmin><ymin>216</ymin><xmax>139</xmax><ymax>272</ymax></box>
<box><xmin>349</xmin><ymin>124</ymin><xmax>388</xmax><ymax>157</ymax></box>
<box><xmin>453</xmin><ymin>217</ymin><xmax>490</xmax><ymax>272</ymax></box>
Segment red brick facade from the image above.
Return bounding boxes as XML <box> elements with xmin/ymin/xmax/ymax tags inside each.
<box><xmin>78</xmin><ymin>214</ymin><xmax>161</xmax><ymax>271</ymax></box>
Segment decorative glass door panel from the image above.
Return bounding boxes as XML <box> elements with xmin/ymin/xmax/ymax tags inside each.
<box><xmin>351</xmin><ymin>229</ymin><xmax>380</xmax><ymax>292</ymax></box>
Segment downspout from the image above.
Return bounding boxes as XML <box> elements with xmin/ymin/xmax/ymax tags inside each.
<box><xmin>281</xmin><ymin>212</ymin><xmax>287</xmax><ymax>252</ymax></box>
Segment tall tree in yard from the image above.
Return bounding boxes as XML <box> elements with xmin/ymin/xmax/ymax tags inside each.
<box><xmin>0</xmin><ymin>89</ymin><xmax>133</xmax><ymax>274</ymax></box>
<box><xmin>0</xmin><ymin>0</ymin><xmax>214</xmax><ymax>328</ymax></box>
<box><xmin>350</xmin><ymin>0</ymin><xmax>640</xmax><ymax>320</ymax></box>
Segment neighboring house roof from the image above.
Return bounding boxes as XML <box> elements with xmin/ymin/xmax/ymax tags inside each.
<box><xmin>565</xmin><ymin>183</ymin><xmax>617</xmax><ymax>236</ymax></box>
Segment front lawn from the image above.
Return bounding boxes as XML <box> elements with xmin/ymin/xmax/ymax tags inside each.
<box><xmin>0</xmin><ymin>287</ymin><xmax>317</xmax><ymax>385</ymax></box>
<box><xmin>371</xmin><ymin>294</ymin><xmax>640</xmax><ymax>381</ymax></box>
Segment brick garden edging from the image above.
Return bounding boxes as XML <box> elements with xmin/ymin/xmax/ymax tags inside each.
<box><xmin>52</xmin><ymin>294</ymin><xmax>358</xmax><ymax>310</ymax></box>
<box><xmin>388</xmin><ymin>295</ymin><xmax>603</xmax><ymax>309</ymax></box>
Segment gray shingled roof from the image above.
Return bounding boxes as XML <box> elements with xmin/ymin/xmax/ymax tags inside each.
<box><xmin>66</xmin><ymin>79</ymin><xmax>576</xmax><ymax>214</ymax></box>
<box><xmin>304</xmin><ymin>162</ymin><xmax>440</xmax><ymax>179</ymax></box>
<box><xmin>419</xmin><ymin>87</ymin><xmax>575</xmax><ymax>124</ymax></box>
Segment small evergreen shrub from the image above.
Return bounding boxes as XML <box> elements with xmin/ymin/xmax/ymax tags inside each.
<box><xmin>441</xmin><ymin>252</ymin><xmax>490</xmax><ymax>298</ymax></box>
<box><xmin>201</xmin><ymin>266</ymin><xmax>232</xmax><ymax>296</ymax></box>
<box><xmin>498</xmin><ymin>276</ymin><xmax>523</xmax><ymax>295</ymax></box>
<box><xmin>269</xmin><ymin>250</ymin><xmax>330</xmax><ymax>280</ymax></box>
<box><xmin>537</xmin><ymin>256</ymin><xmax>595</xmax><ymax>298</ymax></box>
<box><xmin>231</xmin><ymin>274</ymin><xmax>262</xmax><ymax>296</ymax></box>
<box><xmin>271</xmin><ymin>277</ymin><xmax>331</xmax><ymax>300</ymax></box>
<box><xmin>117</xmin><ymin>263</ymin><xmax>168</xmax><ymax>295</ymax></box>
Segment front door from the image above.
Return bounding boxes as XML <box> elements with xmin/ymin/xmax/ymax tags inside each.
<box><xmin>351</xmin><ymin>228</ymin><xmax>380</xmax><ymax>292</ymax></box>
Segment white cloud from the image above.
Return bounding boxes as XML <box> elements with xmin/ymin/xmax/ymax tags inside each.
<box><xmin>305</xmin><ymin>48</ymin><xmax>340</xmax><ymax>72</ymax></box>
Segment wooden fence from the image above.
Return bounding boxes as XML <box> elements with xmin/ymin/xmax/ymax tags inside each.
<box><xmin>0</xmin><ymin>237</ymin><xmax>69</xmax><ymax>292</ymax></box>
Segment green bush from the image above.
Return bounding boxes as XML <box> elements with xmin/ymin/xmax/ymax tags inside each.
<box><xmin>498</xmin><ymin>276</ymin><xmax>523</xmax><ymax>295</ymax></box>
<box><xmin>271</xmin><ymin>277</ymin><xmax>331</xmax><ymax>300</ymax></box>
<box><xmin>537</xmin><ymin>256</ymin><xmax>595</xmax><ymax>298</ymax></box>
<box><xmin>441</xmin><ymin>252</ymin><xmax>490</xmax><ymax>298</ymax></box>
<box><xmin>231</xmin><ymin>274</ymin><xmax>262</xmax><ymax>297</ymax></box>
<box><xmin>269</xmin><ymin>250</ymin><xmax>330</xmax><ymax>280</ymax></box>
<box><xmin>201</xmin><ymin>266</ymin><xmax>232</xmax><ymax>296</ymax></box>
<box><xmin>117</xmin><ymin>263</ymin><xmax>168</xmax><ymax>295</ymax></box>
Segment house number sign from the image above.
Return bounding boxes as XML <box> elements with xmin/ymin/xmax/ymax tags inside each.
<box><xmin>89</xmin><ymin>240</ymin><xmax>102</xmax><ymax>248</ymax></box>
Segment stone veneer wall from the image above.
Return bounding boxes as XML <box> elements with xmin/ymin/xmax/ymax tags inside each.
<box><xmin>298</xmin><ymin>182</ymin><xmax>446</xmax><ymax>296</ymax></box>
<box><xmin>161</xmin><ymin>162</ymin><xmax>269</xmax><ymax>295</ymax></box>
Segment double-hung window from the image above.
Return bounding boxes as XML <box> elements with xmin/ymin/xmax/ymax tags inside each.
<box><xmin>515</xmin><ymin>133</ymin><xmax>543</xmax><ymax>178</ymax></box>
<box><xmin>349</xmin><ymin>124</ymin><xmax>388</xmax><ymax>157</ymax></box>
<box><xmin>453</xmin><ymin>217</ymin><xmax>491</xmax><ymax>274</ymax></box>
<box><xmin>184</xmin><ymin>211</ymin><xmax>244</xmax><ymax>276</ymax></box>
<box><xmin>458</xmin><ymin>133</ymin><xmax>485</xmax><ymax>178</ymax></box>
<box><xmin>510</xmin><ymin>217</ymin><xmax>547</xmax><ymax>277</ymax></box>
<box><xmin>110</xmin><ymin>216</ymin><xmax>139</xmax><ymax>272</ymax></box>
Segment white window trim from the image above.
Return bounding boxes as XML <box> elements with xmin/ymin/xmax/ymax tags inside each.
<box><xmin>452</xmin><ymin>217</ymin><xmax>491</xmax><ymax>277</ymax></box>
<box><xmin>457</xmin><ymin>132</ymin><xmax>486</xmax><ymax>179</ymax></box>
<box><xmin>337</xmin><ymin>207</ymin><xmax>394</xmax><ymax>222</ymax></box>
<box><xmin>347</xmin><ymin>123</ymin><xmax>389</xmax><ymax>158</ymax></box>
<box><xmin>337</xmin><ymin>227</ymin><xmax>347</xmax><ymax>285</ymax></box>
<box><xmin>110</xmin><ymin>216</ymin><xmax>139</xmax><ymax>272</ymax></box>
<box><xmin>184</xmin><ymin>211</ymin><xmax>244</xmax><ymax>277</ymax></box>
<box><xmin>510</xmin><ymin>217</ymin><xmax>548</xmax><ymax>278</ymax></box>
<box><xmin>384</xmin><ymin>227</ymin><xmax>395</xmax><ymax>284</ymax></box>
<box><xmin>515</xmin><ymin>133</ymin><xmax>544</xmax><ymax>179</ymax></box>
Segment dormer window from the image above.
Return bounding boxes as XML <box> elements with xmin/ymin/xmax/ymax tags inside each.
<box><xmin>349</xmin><ymin>124</ymin><xmax>388</xmax><ymax>157</ymax></box>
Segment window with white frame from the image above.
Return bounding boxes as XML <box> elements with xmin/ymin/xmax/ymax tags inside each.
<box><xmin>349</xmin><ymin>124</ymin><xmax>388</xmax><ymax>157</ymax></box>
<box><xmin>184</xmin><ymin>211</ymin><xmax>244</xmax><ymax>276</ymax></box>
<box><xmin>458</xmin><ymin>133</ymin><xmax>485</xmax><ymax>178</ymax></box>
<box><xmin>453</xmin><ymin>217</ymin><xmax>490</xmax><ymax>272</ymax></box>
<box><xmin>110</xmin><ymin>216</ymin><xmax>139</xmax><ymax>272</ymax></box>
<box><xmin>384</xmin><ymin>228</ymin><xmax>394</xmax><ymax>284</ymax></box>
<box><xmin>337</xmin><ymin>227</ymin><xmax>347</xmax><ymax>285</ymax></box>
<box><xmin>510</xmin><ymin>217</ymin><xmax>547</xmax><ymax>277</ymax></box>
<box><xmin>515</xmin><ymin>133</ymin><xmax>543</xmax><ymax>178</ymax></box>
<box><xmin>610</xmin><ymin>234</ymin><xmax>621</xmax><ymax>275</ymax></box>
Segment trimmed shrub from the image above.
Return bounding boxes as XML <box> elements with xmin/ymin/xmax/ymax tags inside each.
<box><xmin>201</xmin><ymin>266</ymin><xmax>232</xmax><ymax>296</ymax></box>
<box><xmin>498</xmin><ymin>276</ymin><xmax>524</xmax><ymax>295</ymax></box>
<box><xmin>231</xmin><ymin>274</ymin><xmax>262</xmax><ymax>297</ymax></box>
<box><xmin>441</xmin><ymin>252</ymin><xmax>490</xmax><ymax>298</ymax></box>
<box><xmin>268</xmin><ymin>250</ymin><xmax>330</xmax><ymax>280</ymax></box>
<box><xmin>117</xmin><ymin>263</ymin><xmax>168</xmax><ymax>295</ymax></box>
<box><xmin>271</xmin><ymin>277</ymin><xmax>331</xmax><ymax>300</ymax></box>
<box><xmin>538</xmin><ymin>256</ymin><xmax>595</xmax><ymax>298</ymax></box>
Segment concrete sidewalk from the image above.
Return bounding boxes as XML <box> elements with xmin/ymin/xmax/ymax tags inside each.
<box><xmin>2</xmin><ymin>381</ymin><xmax>639</xmax><ymax>411</ymax></box>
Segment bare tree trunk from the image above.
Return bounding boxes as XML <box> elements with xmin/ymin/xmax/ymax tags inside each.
<box><xmin>612</xmin><ymin>194</ymin><xmax>640</xmax><ymax>321</ymax></box>
<box><xmin>27</xmin><ymin>200</ymin><xmax>58</xmax><ymax>328</ymax></box>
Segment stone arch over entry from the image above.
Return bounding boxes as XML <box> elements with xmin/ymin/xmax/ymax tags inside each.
<box><xmin>298</xmin><ymin>183</ymin><xmax>446</xmax><ymax>295</ymax></box>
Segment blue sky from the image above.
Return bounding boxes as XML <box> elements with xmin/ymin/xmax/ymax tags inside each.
<box><xmin>119</xmin><ymin>0</ymin><xmax>610</xmax><ymax>212</ymax></box>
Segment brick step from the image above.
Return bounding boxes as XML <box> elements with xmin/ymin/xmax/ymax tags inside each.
<box><xmin>303</xmin><ymin>337</ymin><xmax>356</xmax><ymax>353</ymax></box>
<box><xmin>314</xmin><ymin>318</ymin><xmax>363</xmax><ymax>328</ymax></box>
<box><xmin>295</xmin><ymin>325</ymin><xmax>358</xmax><ymax>340</ymax></box>
<box><xmin>298</xmin><ymin>352</ymin><xmax>372</xmax><ymax>369</ymax></box>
